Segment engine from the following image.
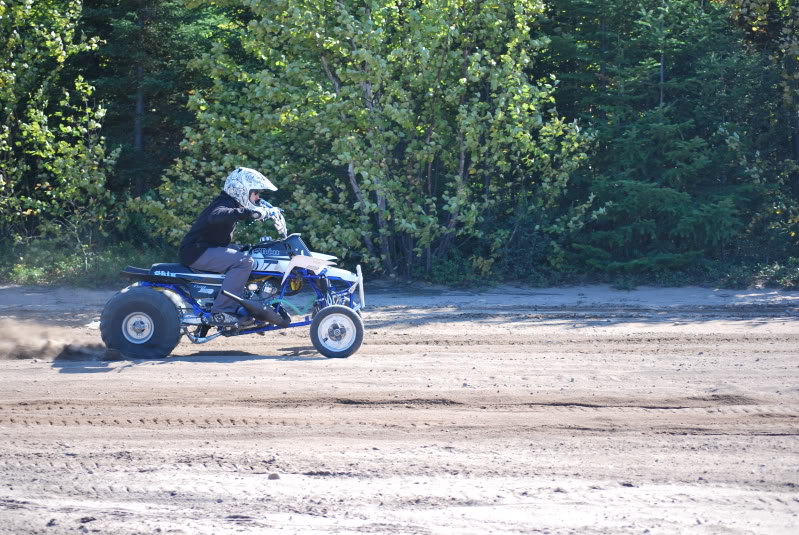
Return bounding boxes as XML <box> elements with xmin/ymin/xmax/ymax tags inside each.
<box><xmin>244</xmin><ymin>278</ymin><xmax>281</xmax><ymax>302</ymax></box>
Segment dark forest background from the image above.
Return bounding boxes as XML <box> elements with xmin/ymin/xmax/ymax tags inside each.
<box><xmin>1</xmin><ymin>0</ymin><xmax>797</xmax><ymax>287</ymax></box>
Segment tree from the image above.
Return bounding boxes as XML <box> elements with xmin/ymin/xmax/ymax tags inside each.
<box><xmin>544</xmin><ymin>0</ymin><xmax>791</xmax><ymax>272</ymax></box>
<box><xmin>145</xmin><ymin>0</ymin><xmax>591</xmax><ymax>279</ymax></box>
<box><xmin>727</xmin><ymin>0</ymin><xmax>799</xmax><ymax>248</ymax></box>
<box><xmin>69</xmin><ymin>0</ymin><xmax>231</xmax><ymax>197</ymax></box>
<box><xmin>0</xmin><ymin>0</ymin><xmax>117</xmax><ymax>247</ymax></box>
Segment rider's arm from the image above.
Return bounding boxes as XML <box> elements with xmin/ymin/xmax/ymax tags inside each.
<box><xmin>208</xmin><ymin>205</ymin><xmax>252</xmax><ymax>224</ymax></box>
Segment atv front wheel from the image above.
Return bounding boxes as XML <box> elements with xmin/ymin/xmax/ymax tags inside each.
<box><xmin>310</xmin><ymin>305</ymin><xmax>364</xmax><ymax>359</ymax></box>
<box><xmin>100</xmin><ymin>287</ymin><xmax>181</xmax><ymax>359</ymax></box>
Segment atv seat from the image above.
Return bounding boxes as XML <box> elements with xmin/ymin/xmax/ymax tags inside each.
<box><xmin>149</xmin><ymin>263</ymin><xmax>218</xmax><ymax>276</ymax></box>
<box><xmin>189</xmin><ymin>266</ymin><xmax>219</xmax><ymax>275</ymax></box>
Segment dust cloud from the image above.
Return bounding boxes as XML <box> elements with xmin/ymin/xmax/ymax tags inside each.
<box><xmin>0</xmin><ymin>319</ymin><xmax>106</xmax><ymax>361</ymax></box>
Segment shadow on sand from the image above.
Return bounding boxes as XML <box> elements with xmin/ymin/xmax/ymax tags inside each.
<box><xmin>51</xmin><ymin>346</ymin><xmax>326</xmax><ymax>374</ymax></box>
<box><xmin>361</xmin><ymin>306</ymin><xmax>799</xmax><ymax>331</ymax></box>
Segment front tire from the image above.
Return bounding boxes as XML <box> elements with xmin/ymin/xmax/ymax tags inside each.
<box><xmin>100</xmin><ymin>287</ymin><xmax>182</xmax><ymax>359</ymax></box>
<box><xmin>310</xmin><ymin>305</ymin><xmax>364</xmax><ymax>359</ymax></box>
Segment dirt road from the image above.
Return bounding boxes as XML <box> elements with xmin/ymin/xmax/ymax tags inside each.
<box><xmin>1</xmin><ymin>284</ymin><xmax>798</xmax><ymax>534</ymax></box>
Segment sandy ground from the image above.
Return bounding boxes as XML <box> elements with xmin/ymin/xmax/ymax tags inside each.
<box><xmin>0</xmin><ymin>283</ymin><xmax>798</xmax><ymax>534</ymax></box>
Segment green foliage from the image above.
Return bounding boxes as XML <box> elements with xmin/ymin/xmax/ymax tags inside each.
<box><xmin>0</xmin><ymin>0</ymin><xmax>117</xmax><ymax>246</ymax></box>
<box><xmin>0</xmin><ymin>239</ymin><xmax>176</xmax><ymax>287</ymax></box>
<box><xmin>145</xmin><ymin>0</ymin><xmax>592</xmax><ymax>278</ymax></box>
<box><xmin>68</xmin><ymin>0</ymin><xmax>232</xmax><ymax>196</ymax></box>
<box><xmin>545</xmin><ymin>0</ymin><xmax>793</xmax><ymax>272</ymax></box>
<box><xmin>1</xmin><ymin>0</ymin><xmax>797</xmax><ymax>288</ymax></box>
<box><xmin>746</xmin><ymin>258</ymin><xmax>799</xmax><ymax>289</ymax></box>
<box><xmin>428</xmin><ymin>248</ymin><xmax>481</xmax><ymax>286</ymax></box>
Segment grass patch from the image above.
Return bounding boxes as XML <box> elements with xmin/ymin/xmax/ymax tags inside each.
<box><xmin>0</xmin><ymin>240</ymin><xmax>177</xmax><ymax>288</ymax></box>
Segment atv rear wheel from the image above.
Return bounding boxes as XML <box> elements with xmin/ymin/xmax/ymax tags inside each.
<box><xmin>100</xmin><ymin>286</ymin><xmax>181</xmax><ymax>359</ymax></box>
<box><xmin>310</xmin><ymin>305</ymin><xmax>363</xmax><ymax>359</ymax></box>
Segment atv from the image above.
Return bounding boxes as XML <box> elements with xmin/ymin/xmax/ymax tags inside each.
<box><xmin>100</xmin><ymin>209</ymin><xmax>365</xmax><ymax>359</ymax></box>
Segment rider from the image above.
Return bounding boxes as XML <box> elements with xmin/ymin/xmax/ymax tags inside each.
<box><xmin>179</xmin><ymin>167</ymin><xmax>279</xmax><ymax>326</ymax></box>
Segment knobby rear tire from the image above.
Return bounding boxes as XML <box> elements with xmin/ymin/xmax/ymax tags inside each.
<box><xmin>100</xmin><ymin>286</ymin><xmax>181</xmax><ymax>359</ymax></box>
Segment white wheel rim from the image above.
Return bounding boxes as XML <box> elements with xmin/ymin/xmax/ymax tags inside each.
<box><xmin>122</xmin><ymin>312</ymin><xmax>154</xmax><ymax>344</ymax></box>
<box><xmin>317</xmin><ymin>313</ymin><xmax>356</xmax><ymax>353</ymax></box>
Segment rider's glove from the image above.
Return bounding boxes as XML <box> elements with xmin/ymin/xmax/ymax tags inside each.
<box><xmin>248</xmin><ymin>207</ymin><xmax>267</xmax><ymax>220</ymax></box>
<box><xmin>265</xmin><ymin>207</ymin><xmax>281</xmax><ymax>219</ymax></box>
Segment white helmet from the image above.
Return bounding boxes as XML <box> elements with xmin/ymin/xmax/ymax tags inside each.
<box><xmin>223</xmin><ymin>167</ymin><xmax>277</xmax><ymax>212</ymax></box>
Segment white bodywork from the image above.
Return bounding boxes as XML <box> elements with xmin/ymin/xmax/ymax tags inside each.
<box><xmin>311</xmin><ymin>252</ymin><xmax>338</xmax><ymax>262</ymax></box>
<box><xmin>280</xmin><ymin>255</ymin><xmax>334</xmax><ymax>285</ymax></box>
<box><xmin>248</xmin><ymin>252</ymin><xmax>358</xmax><ymax>284</ymax></box>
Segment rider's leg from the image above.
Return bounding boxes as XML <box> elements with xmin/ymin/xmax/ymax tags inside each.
<box><xmin>189</xmin><ymin>247</ymin><xmax>254</xmax><ymax>314</ymax></box>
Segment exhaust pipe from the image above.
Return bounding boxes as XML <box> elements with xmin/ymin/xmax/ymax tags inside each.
<box><xmin>222</xmin><ymin>291</ymin><xmax>291</xmax><ymax>327</ymax></box>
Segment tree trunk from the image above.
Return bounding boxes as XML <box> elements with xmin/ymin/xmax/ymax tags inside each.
<box><xmin>659</xmin><ymin>51</ymin><xmax>665</xmax><ymax>107</ymax></box>
<box><xmin>791</xmin><ymin>110</ymin><xmax>799</xmax><ymax>196</ymax></box>
<box><xmin>792</xmin><ymin>109</ymin><xmax>799</xmax><ymax>162</ymax></box>
<box><xmin>351</xmin><ymin>25</ymin><xmax>396</xmax><ymax>276</ymax></box>
<box><xmin>434</xmin><ymin>51</ymin><xmax>470</xmax><ymax>261</ymax></box>
<box><xmin>320</xmin><ymin>56</ymin><xmax>379</xmax><ymax>262</ymax></box>
<box><xmin>346</xmin><ymin>162</ymin><xmax>379</xmax><ymax>260</ymax></box>
<box><xmin>134</xmin><ymin>64</ymin><xmax>144</xmax><ymax>151</ymax></box>
<box><xmin>425</xmin><ymin>245</ymin><xmax>432</xmax><ymax>277</ymax></box>
<box><xmin>599</xmin><ymin>16</ymin><xmax>606</xmax><ymax>85</ymax></box>
<box><xmin>133</xmin><ymin>6</ymin><xmax>146</xmax><ymax>195</ymax></box>
<box><xmin>323</xmin><ymin>50</ymin><xmax>396</xmax><ymax>274</ymax></box>
<box><xmin>374</xmin><ymin>188</ymin><xmax>394</xmax><ymax>275</ymax></box>
<box><xmin>434</xmin><ymin>129</ymin><xmax>467</xmax><ymax>260</ymax></box>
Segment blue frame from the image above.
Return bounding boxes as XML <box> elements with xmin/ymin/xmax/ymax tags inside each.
<box><xmin>141</xmin><ymin>266</ymin><xmax>358</xmax><ymax>338</ymax></box>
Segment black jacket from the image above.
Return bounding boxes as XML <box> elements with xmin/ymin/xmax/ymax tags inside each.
<box><xmin>179</xmin><ymin>191</ymin><xmax>252</xmax><ymax>265</ymax></box>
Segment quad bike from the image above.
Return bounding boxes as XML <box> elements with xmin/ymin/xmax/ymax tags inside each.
<box><xmin>100</xmin><ymin>207</ymin><xmax>365</xmax><ymax>359</ymax></box>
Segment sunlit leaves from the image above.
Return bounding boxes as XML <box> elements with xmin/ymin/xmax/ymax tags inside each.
<box><xmin>1</xmin><ymin>0</ymin><xmax>116</xmax><ymax>246</ymax></box>
<box><xmin>153</xmin><ymin>0</ymin><xmax>590</xmax><ymax>277</ymax></box>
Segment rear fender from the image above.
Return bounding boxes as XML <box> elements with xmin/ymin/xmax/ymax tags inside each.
<box><xmin>135</xmin><ymin>282</ymin><xmax>201</xmax><ymax>316</ymax></box>
<box><xmin>156</xmin><ymin>287</ymin><xmax>191</xmax><ymax>311</ymax></box>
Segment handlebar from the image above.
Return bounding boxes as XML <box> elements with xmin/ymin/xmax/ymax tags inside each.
<box><xmin>256</xmin><ymin>200</ymin><xmax>287</xmax><ymax>239</ymax></box>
